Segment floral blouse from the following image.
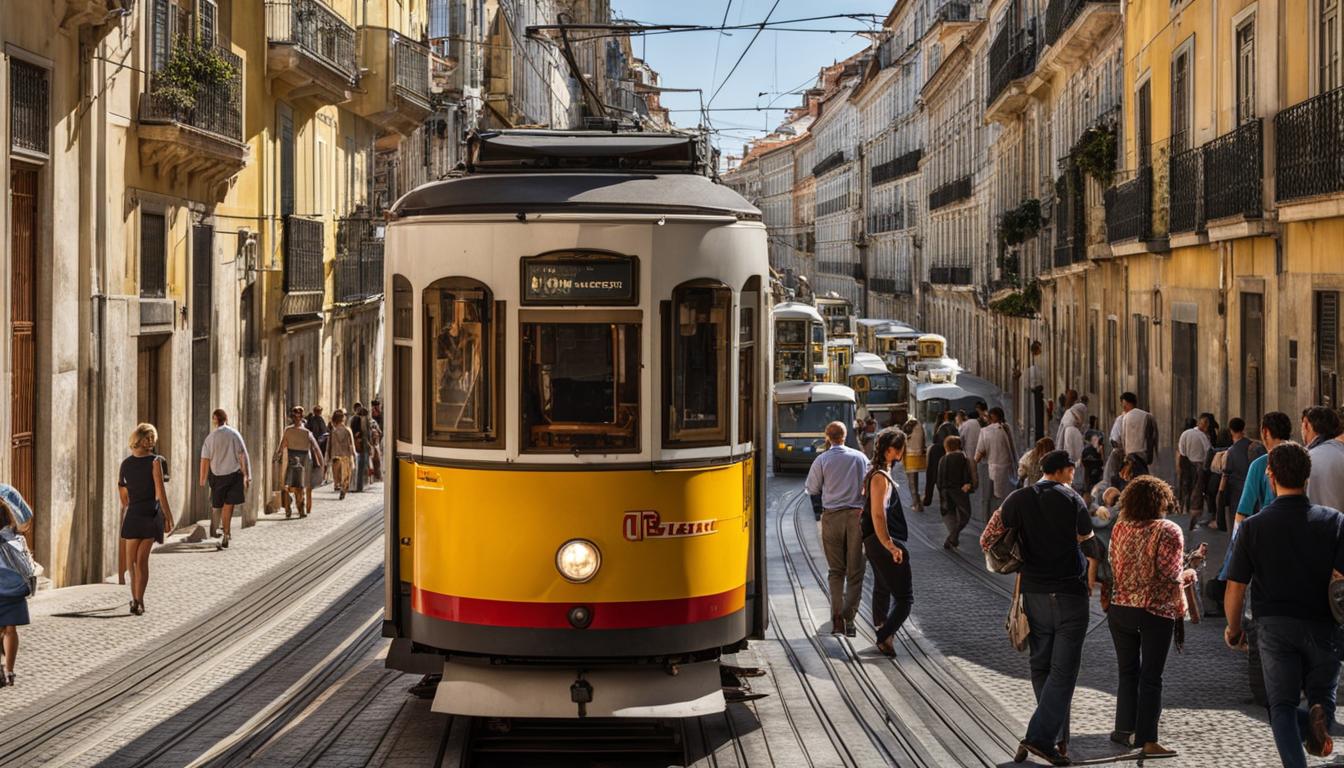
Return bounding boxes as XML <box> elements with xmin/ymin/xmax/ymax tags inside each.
<box><xmin>1108</xmin><ymin>518</ymin><xmax>1186</xmax><ymax>620</ymax></box>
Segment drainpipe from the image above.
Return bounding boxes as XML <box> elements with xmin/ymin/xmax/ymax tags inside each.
<box><xmin>1219</xmin><ymin>241</ymin><xmax>1230</xmax><ymax>422</ymax></box>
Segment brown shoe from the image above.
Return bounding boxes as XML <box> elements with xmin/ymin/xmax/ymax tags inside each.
<box><xmin>1307</xmin><ymin>704</ymin><xmax>1334</xmax><ymax>757</ymax></box>
<box><xmin>1141</xmin><ymin>742</ymin><xmax>1178</xmax><ymax>758</ymax></box>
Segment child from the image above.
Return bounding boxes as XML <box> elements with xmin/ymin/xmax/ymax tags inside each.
<box><xmin>936</xmin><ymin>435</ymin><xmax>974</xmax><ymax>549</ymax></box>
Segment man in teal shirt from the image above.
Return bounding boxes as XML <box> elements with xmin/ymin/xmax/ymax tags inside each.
<box><xmin>1235</xmin><ymin>412</ymin><xmax>1293</xmax><ymax>529</ymax></box>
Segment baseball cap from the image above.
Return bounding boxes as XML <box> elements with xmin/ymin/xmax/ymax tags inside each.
<box><xmin>1041</xmin><ymin>450</ymin><xmax>1076</xmax><ymax>474</ymax></box>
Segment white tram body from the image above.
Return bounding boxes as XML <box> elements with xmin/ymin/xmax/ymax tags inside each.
<box><xmin>382</xmin><ymin>131</ymin><xmax>770</xmax><ymax>719</ymax></box>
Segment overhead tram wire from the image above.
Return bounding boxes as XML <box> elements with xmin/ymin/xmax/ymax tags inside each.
<box><xmin>707</xmin><ymin>0</ymin><xmax>784</xmax><ymax>107</ymax></box>
<box><xmin>709</xmin><ymin>0</ymin><xmax>734</xmax><ymax>100</ymax></box>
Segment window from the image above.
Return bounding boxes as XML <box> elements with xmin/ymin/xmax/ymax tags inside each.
<box><xmin>738</xmin><ymin>279</ymin><xmax>759</xmax><ymax>446</ymax></box>
<box><xmin>9</xmin><ymin>59</ymin><xmax>49</xmax><ymax>156</ymax></box>
<box><xmin>200</xmin><ymin>0</ymin><xmax>217</xmax><ymax>46</ymax></box>
<box><xmin>1170</xmin><ymin>48</ymin><xmax>1190</xmax><ymax>153</ymax></box>
<box><xmin>1323</xmin><ymin>0</ymin><xmax>1341</xmax><ymax>93</ymax></box>
<box><xmin>1236</xmin><ymin>20</ymin><xmax>1256</xmax><ymax>124</ymax></box>
<box><xmin>665</xmin><ymin>282</ymin><xmax>731</xmax><ymax>446</ymax></box>
<box><xmin>393</xmin><ymin>275</ymin><xmax>413</xmax><ymax>444</ymax></box>
<box><xmin>424</xmin><ymin>278</ymin><xmax>499</xmax><ymax>446</ymax></box>
<box><xmin>521</xmin><ymin>315</ymin><xmax>640</xmax><ymax>452</ymax></box>
<box><xmin>1136</xmin><ymin>79</ymin><xmax>1152</xmax><ymax>167</ymax></box>
<box><xmin>1317</xmin><ymin>291</ymin><xmax>1340</xmax><ymax>408</ymax></box>
<box><xmin>140</xmin><ymin>211</ymin><xmax>167</xmax><ymax>298</ymax></box>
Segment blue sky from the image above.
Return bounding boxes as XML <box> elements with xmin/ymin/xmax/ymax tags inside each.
<box><xmin>610</xmin><ymin>1</ymin><xmax>891</xmax><ymax>154</ymax></box>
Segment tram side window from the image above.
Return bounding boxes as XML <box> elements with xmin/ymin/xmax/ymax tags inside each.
<box><xmin>775</xmin><ymin>319</ymin><xmax>807</xmax><ymax>382</ymax></box>
<box><xmin>424</xmin><ymin>278</ymin><xmax>500</xmax><ymax>446</ymax></box>
<box><xmin>665</xmin><ymin>282</ymin><xmax>730</xmax><ymax>447</ymax></box>
<box><xmin>521</xmin><ymin>319</ymin><xmax>640</xmax><ymax>452</ymax></box>
<box><xmin>393</xmin><ymin>275</ymin><xmax>413</xmax><ymax>444</ymax></box>
<box><xmin>739</xmin><ymin>278</ymin><xmax>760</xmax><ymax>446</ymax></box>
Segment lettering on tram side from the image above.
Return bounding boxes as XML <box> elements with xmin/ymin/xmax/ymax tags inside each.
<box><xmin>622</xmin><ymin>510</ymin><xmax>719</xmax><ymax>542</ymax></box>
<box><xmin>521</xmin><ymin>253</ymin><xmax>638</xmax><ymax>305</ymax></box>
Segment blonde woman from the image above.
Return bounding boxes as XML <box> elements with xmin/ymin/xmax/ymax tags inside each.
<box><xmin>119</xmin><ymin>423</ymin><xmax>173</xmax><ymax>615</ymax></box>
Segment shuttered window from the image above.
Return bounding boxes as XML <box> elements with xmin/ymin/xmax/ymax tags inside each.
<box><xmin>200</xmin><ymin>0</ymin><xmax>217</xmax><ymax>46</ymax></box>
<box><xmin>140</xmin><ymin>211</ymin><xmax>167</xmax><ymax>299</ymax></box>
<box><xmin>9</xmin><ymin>60</ymin><xmax>49</xmax><ymax>156</ymax></box>
<box><xmin>279</xmin><ymin>105</ymin><xmax>295</xmax><ymax>217</ymax></box>
<box><xmin>1318</xmin><ymin>291</ymin><xmax>1340</xmax><ymax>408</ymax></box>
<box><xmin>1324</xmin><ymin>0</ymin><xmax>1341</xmax><ymax>93</ymax></box>
<box><xmin>1236</xmin><ymin>20</ymin><xmax>1256</xmax><ymax>124</ymax></box>
<box><xmin>1170</xmin><ymin>50</ymin><xmax>1190</xmax><ymax>153</ymax></box>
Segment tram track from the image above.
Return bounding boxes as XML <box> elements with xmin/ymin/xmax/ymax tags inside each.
<box><xmin>0</xmin><ymin>511</ymin><xmax>386</xmax><ymax>766</ymax></box>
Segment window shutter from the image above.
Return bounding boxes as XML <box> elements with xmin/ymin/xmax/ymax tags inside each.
<box><xmin>152</xmin><ymin>0</ymin><xmax>170</xmax><ymax>71</ymax></box>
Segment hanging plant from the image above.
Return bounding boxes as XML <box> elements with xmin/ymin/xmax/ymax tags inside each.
<box><xmin>997</xmin><ymin>198</ymin><xmax>1043</xmax><ymax>246</ymax></box>
<box><xmin>1073</xmin><ymin>124</ymin><xmax>1117</xmax><ymax>187</ymax></box>
<box><xmin>990</xmin><ymin>279</ymin><xmax>1042</xmax><ymax>317</ymax></box>
<box><xmin>153</xmin><ymin>36</ymin><xmax>237</xmax><ymax>113</ymax></box>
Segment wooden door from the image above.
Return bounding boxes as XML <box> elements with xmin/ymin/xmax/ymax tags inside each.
<box><xmin>10</xmin><ymin>167</ymin><xmax>37</xmax><ymax>507</ymax></box>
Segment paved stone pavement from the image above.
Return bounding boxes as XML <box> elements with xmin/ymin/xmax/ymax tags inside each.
<box><xmin>0</xmin><ymin>481</ymin><xmax>385</xmax><ymax>722</ymax></box>
<box><xmin>779</xmin><ymin>472</ymin><xmax>1339</xmax><ymax>767</ymax></box>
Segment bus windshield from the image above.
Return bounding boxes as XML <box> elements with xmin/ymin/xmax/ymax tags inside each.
<box><xmin>863</xmin><ymin>374</ymin><xmax>905</xmax><ymax>404</ymax></box>
<box><xmin>776</xmin><ymin>402</ymin><xmax>851</xmax><ymax>434</ymax></box>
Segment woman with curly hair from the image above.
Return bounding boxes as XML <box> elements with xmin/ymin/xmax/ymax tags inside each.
<box><xmin>1106</xmin><ymin>475</ymin><xmax>1198</xmax><ymax>758</ymax></box>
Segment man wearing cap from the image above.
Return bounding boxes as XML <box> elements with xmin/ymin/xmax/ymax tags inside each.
<box><xmin>805</xmin><ymin>421</ymin><xmax>870</xmax><ymax>638</ymax></box>
<box><xmin>989</xmin><ymin>449</ymin><xmax>1095</xmax><ymax>766</ymax></box>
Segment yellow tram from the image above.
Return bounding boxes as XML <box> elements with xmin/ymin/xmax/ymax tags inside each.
<box><xmin>381</xmin><ymin>131</ymin><xmax>770</xmax><ymax>719</ymax></box>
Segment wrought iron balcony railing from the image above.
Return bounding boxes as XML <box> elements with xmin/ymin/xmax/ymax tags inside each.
<box><xmin>334</xmin><ymin>215</ymin><xmax>385</xmax><ymax>303</ymax></box>
<box><xmin>1168</xmin><ymin>147</ymin><xmax>1204</xmax><ymax>234</ymax></box>
<box><xmin>929</xmin><ymin>264</ymin><xmax>973</xmax><ymax>285</ymax></box>
<box><xmin>868</xmin><ymin>209</ymin><xmax>906</xmax><ymax>234</ymax></box>
<box><xmin>812</xmin><ymin>150</ymin><xmax>846</xmax><ymax>178</ymax></box>
<box><xmin>1105</xmin><ymin>166</ymin><xmax>1153</xmax><ymax>243</ymax></box>
<box><xmin>929</xmin><ymin>175</ymin><xmax>973</xmax><ymax>211</ymax></box>
<box><xmin>817</xmin><ymin>194</ymin><xmax>851</xmax><ymax>217</ymax></box>
<box><xmin>1043</xmin><ymin>0</ymin><xmax>1109</xmax><ymax>47</ymax></box>
<box><xmin>142</xmin><ymin>40</ymin><xmax>243</xmax><ymax>142</ymax></box>
<box><xmin>265</xmin><ymin>0</ymin><xmax>357</xmax><ymax>83</ymax></box>
<box><xmin>871</xmin><ymin>149</ymin><xmax>923</xmax><ymax>185</ymax></box>
<box><xmin>987</xmin><ymin>21</ymin><xmax>1036</xmax><ymax>107</ymax></box>
<box><xmin>392</xmin><ymin>32</ymin><xmax>431</xmax><ymax>105</ymax></box>
<box><xmin>1203</xmin><ymin>118</ymin><xmax>1263</xmax><ymax>222</ymax></box>
<box><xmin>283</xmin><ymin>215</ymin><xmax>325</xmax><ymax>294</ymax></box>
<box><xmin>1276</xmin><ymin>85</ymin><xmax>1344</xmax><ymax>202</ymax></box>
<box><xmin>937</xmin><ymin>2</ymin><xmax>972</xmax><ymax>23</ymax></box>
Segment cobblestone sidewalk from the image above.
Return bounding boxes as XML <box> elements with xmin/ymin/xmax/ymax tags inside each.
<box><xmin>0</xmin><ymin>481</ymin><xmax>385</xmax><ymax>722</ymax></box>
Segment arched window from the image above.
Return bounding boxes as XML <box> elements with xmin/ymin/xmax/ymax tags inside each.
<box><xmin>664</xmin><ymin>280</ymin><xmax>731</xmax><ymax>447</ymax></box>
<box><xmin>423</xmin><ymin>277</ymin><xmax>501</xmax><ymax>447</ymax></box>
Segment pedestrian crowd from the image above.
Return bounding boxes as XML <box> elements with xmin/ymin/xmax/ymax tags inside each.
<box><xmin>811</xmin><ymin>384</ymin><xmax>1344</xmax><ymax>767</ymax></box>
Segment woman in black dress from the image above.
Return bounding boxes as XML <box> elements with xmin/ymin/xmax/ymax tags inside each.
<box><xmin>862</xmin><ymin>428</ymin><xmax>913</xmax><ymax>657</ymax></box>
<box><xmin>119</xmin><ymin>423</ymin><xmax>173</xmax><ymax>615</ymax></box>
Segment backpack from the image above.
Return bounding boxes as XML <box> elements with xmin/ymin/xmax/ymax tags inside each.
<box><xmin>983</xmin><ymin>485</ymin><xmax>1046</xmax><ymax>574</ymax></box>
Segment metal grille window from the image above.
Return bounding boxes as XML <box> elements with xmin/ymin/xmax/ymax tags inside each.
<box><xmin>1319</xmin><ymin>291</ymin><xmax>1340</xmax><ymax>408</ymax></box>
<box><xmin>200</xmin><ymin>0</ymin><xmax>217</xmax><ymax>45</ymax></box>
<box><xmin>1236</xmin><ymin>21</ymin><xmax>1256</xmax><ymax>124</ymax></box>
<box><xmin>1171</xmin><ymin>51</ymin><xmax>1190</xmax><ymax>153</ymax></box>
<box><xmin>1324</xmin><ymin>0</ymin><xmax>1341</xmax><ymax>93</ymax></box>
<box><xmin>1136</xmin><ymin>80</ymin><xmax>1152</xmax><ymax>167</ymax></box>
<box><xmin>140</xmin><ymin>211</ymin><xmax>168</xmax><ymax>299</ymax></box>
<box><xmin>9</xmin><ymin>60</ymin><xmax>49</xmax><ymax>156</ymax></box>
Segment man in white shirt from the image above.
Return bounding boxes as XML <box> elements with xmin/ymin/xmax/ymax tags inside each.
<box><xmin>1178</xmin><ymin>415</ymin><xmax>1212</xmax><ymax>522</ymax></box>
<box><xmin>958</xmin><ymin>409</ymin><xmax>982</xmax><ymax>459</ymax></box>
<box><xmin>198</xmin><ymin>409</ymin><xmax>252</xmax><ymax>549</ymax></box>
<box><xmin>1302</xmin><ymin>406</ymin><xmax>1344</xmax><ymax>512</ymax></box>
<box><xmin>975</xmin><ymin>407</ymin><xmax>1018</xmax><ymax>517</ymax></box>
<box><xmin>1113</xmin><ymin>392</ymin><xmax>1158</xmax><ymax>464</ymax></box>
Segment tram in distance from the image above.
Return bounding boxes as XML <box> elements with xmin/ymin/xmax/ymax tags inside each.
<box><xmin>380</xmin><ymin>130</ymin><xmax>770</xmax><ymax>719</ymax></box>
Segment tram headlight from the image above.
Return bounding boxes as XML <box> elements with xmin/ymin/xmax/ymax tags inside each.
<box><xmin>556</xmin><ymin>539</ymin><xmax>601</xmax><ymax>584</ymax></box>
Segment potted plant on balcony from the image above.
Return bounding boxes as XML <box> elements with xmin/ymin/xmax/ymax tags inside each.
<box><xmin>998</xmin><ymin>198</ymin><xmax>1042</xmax><ymax>246</ymax></box>
<box><xmin>1073</xmin><ymin>124</ymin><xmax>1117</xmax><ymax>187</ymax></box>
<box><xmin>152</xmin><ymin>36</ymin><xmax>237</xmax><ymax>117</ymax></box>
<box><xmin>989</xmin><ymin>278</ymin><xmax>1042</xmax><ymax>318</ymax></box>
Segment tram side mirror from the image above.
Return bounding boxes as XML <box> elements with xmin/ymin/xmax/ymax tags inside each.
<box><xmin>852</xmin><ymin>376</ymin><xmax>870</xmax><ymax>393</ymax></box>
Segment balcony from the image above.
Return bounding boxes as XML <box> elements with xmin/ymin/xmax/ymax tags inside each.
<box><xmin>986</xmin><ymin>21</ymin><xmax>1036</xmax><ymax>120</ymax></box>
<box><xmin>1054</xmin><ymin>169</ymin><xmax>1089</xmax><ymax>264</ymax></box>
<box><xmin>281</xmin><ymin>215</ymin><xmax>325</xmax><ymax>320</ymax></box>
<box><xmin>812</xmin><ymin>150</ymin><xmax>846</xmax><ymax>178</ymax></box>
<box><xmin>265</xmin><ymin>0</ymin><xmax>357</xmax><ymax>105</ymax></box>
<box><xmin>871</xmin><ymin>149</ymin><xmax>922</xmax><ymax>185</ymax></box>
<box><xmin>936</xmin><ymin>2</ymin><xmax>973</xmax><ymax>24</ymax></box>
<box><xmin>929</xmin><ymin>175</ymin><xmax>973</xmax><ymax>211</ymax></box>
<box><xmin>334</xmin><ymin>217</ymin><xmax>385</xmax><ymax>304</ymax></box>
<box><xmin>868</xmin><ymin>208</ymin><xmax>907</xmax><ymax>234</ymax></box>
<box><xmin>138</xmin><ymin>41</ymin><xmax>248</xmax><ymax>187</ymax></box>
<box><xmin>1105</xmin><ymin>166</ymin><xmax>1153</xmax><ymax>244</ymax></box>
<box><xmin>61</xmin><ymin>0</ymin><xmax>129</xmax><ymax>30</ymax></box>
<box><xmin>349</xmin><ymin>27</ymin><xmax>432</xmax><ymax>135</ymax></box>
<box><xmin>929</xmin><ymin>264</ymin><xmax>973</xmax><ymax>285</ymax></box>
<box><xmin>1168</xmin><ymin>147</ymin><xmax>1204</xmax><ymax>235</ymax></box>
<box><xmin>817</xmin><ymin>193</ymin><xmax>851</xmax><ymax>217</ymax></box>
<box><xmin>1203</xmin><ymin>119</ymin><xmax>1263</xmax><ymax>223</ymax></box>
<box><xmin>1040</xmin><ymin>0</ymin><xmax>1119</xmax><ymax>69</ymax></box>
<box><xmin>869</xmin><ymin>276</ymin><xmax>911</xmax><ymax>294</ymax></box>
<box><xmin>1277</xmin><ymin>85</ymin><xmax>1344</xmax><ymax>205</ymax></box>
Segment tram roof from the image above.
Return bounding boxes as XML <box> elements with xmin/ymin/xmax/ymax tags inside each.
<box><xmin>391</xmin><ymin>171</ymin><xmax>761</xmax><ymax>219</ymax></box>
<box><xmin>848</xmin><ymin>358</ymin><xmax>890</xmax><ymax>377</ymax></box>
<box><xmin>773</xmin><ymin>381</ymin><xmax>858</xmax><ymax>404</ymax></box>
<box><xmin>772</xmin><ymin>302</ymin><xmax>824</xmax><ymax>321</ymax></box>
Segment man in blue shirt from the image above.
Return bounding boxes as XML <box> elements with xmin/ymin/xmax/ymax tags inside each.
<box><xmin>1235</xmin><ymin>412</ymin><xmax>1292</xmax><ymax>529</ymax></box>
<box><xmin>1225</xmin><ymin>442</ymin><xmax>1344</xmax><ymax>768</ymax></box>
<box><xmin>805</xmin><ymin>421</ymin><xmax>870</xmax><ymax>638</ymax></box>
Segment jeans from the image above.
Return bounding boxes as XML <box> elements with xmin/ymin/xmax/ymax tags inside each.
<box><xmin>863</xmin><ymin>536</ymin><xmax>913</xmax><ymax>643</ymax></box>
<box><xmin>820</xmin><ymin>508</ymin><xmax>865</xmax><ymax>622</ymax></box>
<box><xmin>1256</xmin><ymin>616</ymin><xmax>1341</xmax><ymax>768</ymax></box>
<box><xmin>1107</xmin><ymin>605</ymin><xmax>1175</xmax><ymax>744</ymax></box>
<box><xmin>1022</xmin><ymin>592</ymin><xmax>1090</xmax><ymax>746</ymax></box>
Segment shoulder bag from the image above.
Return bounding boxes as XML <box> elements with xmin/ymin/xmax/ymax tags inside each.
<box><xmin>0</xmin><ymin>531</ymin><xmax>34</xmax><ymax>599</ymax></box>
<box><xmin>983</xmin><ymin>486</ymin><xmax>1043</xmax><ymax>574</ymax></box>
<box><xmin>1006</xmin><ymin>573</ymin><xmax>1030</xmax><ymax>652</ymax></box>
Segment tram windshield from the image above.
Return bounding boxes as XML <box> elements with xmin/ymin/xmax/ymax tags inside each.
<box><xmin>863</xmin><ymin>373</ymin><xmax>905</xmax><ymax>405</ymax></box>
<box><xmin>522</xmin><ymin>321</ymin><xmax>640</xmax><ymax>452</ymax></box>
<box><xmin>776</xmin><ymin>402</ymin><xmax>851</xmax><ymax>435</ymax></box>
<box><xmin>776</xmin><ymin>319</ymin><xmax>807</xmax><ymax>345</ymax></box>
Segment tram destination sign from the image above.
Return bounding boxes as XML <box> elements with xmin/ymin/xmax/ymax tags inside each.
<box><xmin>522</xmin><ymin>254</ymin><xmax>637</xmax><ymax>305</ymax></box>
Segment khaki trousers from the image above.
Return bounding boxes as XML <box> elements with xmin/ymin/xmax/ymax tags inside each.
<box><xmin>821</xmin><ymin>507</ymin><xmax>865</xmax><ymax>621</ymax></box>
<box><xmin>331</xmin><ymin>456</ymin><xmax>353</xmax><ymax>490</ymax></box>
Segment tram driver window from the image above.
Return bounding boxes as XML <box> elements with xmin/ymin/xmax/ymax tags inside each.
<box><xmin>665</xmin><ymin>282</ymin><xmax>730</xmax><ymax>447</ymax></box>
<box><xmin>424</xmin><ymin>278</ymin><xmax>500</xmax><ymax>446</ymax></box>
<box><xmin>521</xmin><ymin>318</ymin><xmax>640</xmax><ymax>452</ymax></box>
